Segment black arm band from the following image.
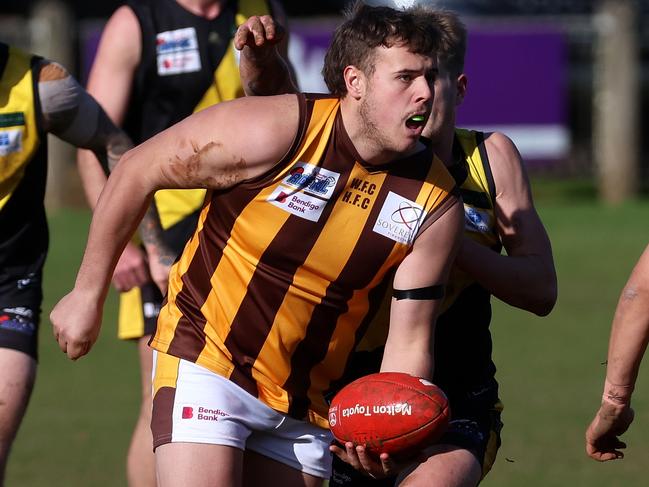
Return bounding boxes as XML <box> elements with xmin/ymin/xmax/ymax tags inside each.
<box><xmin>392</xmin><ymin>285</ymin><xmax>445</xmax><ymax>301</ymax></box>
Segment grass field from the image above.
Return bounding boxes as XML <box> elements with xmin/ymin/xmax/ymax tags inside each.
<box><xmin>5</xmin><ymin>180</ymin><xmax>649</xmax><ymax>486</ymax></box>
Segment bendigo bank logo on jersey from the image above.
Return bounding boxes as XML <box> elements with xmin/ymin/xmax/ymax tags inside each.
<box><xmin>156</xmin><ymin>27</ymin><xmax>202</xmax><ymax>76</ymax></box>
<box><xmin>373</xmin><ymin>191</ymin><xmax>426</xmax><ymax>245</ymax></box>
<box><xmin>268</xmin><ymin>162</ymin><xmax>339</xmax><ymax>222</ymax></box>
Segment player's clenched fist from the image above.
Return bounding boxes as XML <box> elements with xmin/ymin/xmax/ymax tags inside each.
<box><xmin>50</xmin><ymin>289</ymin><xmax>104</xmax><ymax>360</ymax></box>
<box><xmin>585</xmin><ymin>400</ymin><xmax>634</xmax><ymax>461</ymax></box>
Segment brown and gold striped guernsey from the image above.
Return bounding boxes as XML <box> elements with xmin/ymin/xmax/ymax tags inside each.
<box><xmin>150</xmin><ymin>93</ymin><xmax>458</xmax><ymax>428</ymax></box>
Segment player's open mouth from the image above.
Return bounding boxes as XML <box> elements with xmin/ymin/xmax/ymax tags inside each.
<box><xmin>405</xmin><ymin>114</ymin><xmax>426</xmax><ymax>130</ymax></box>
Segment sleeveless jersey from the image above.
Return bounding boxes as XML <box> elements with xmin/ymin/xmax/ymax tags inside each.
<box><xmin>0</xmin><ymin>43</ymin><xmax>48</xmax><ymax>289</ymax></box>
<box><xmin>150</xmin><ymin>94</ymin><xmax>459</xmax><ymax>428</ymax></box>
<box><xmin>125</xmin><ymin>0</ymin><xmax>271</xmax><ymax>232</ymax></box>
<box><xmin>355</xmin><ymin>128</ymin><xmax>502</xmax><ymax>401</ymax></box>
<box><xmin>433</xmin><ymin>128</ymin><xmax>501</xmax><ymax>398</ymax></box>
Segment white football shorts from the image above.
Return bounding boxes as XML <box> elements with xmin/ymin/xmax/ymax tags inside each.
<box><xmin>151</xmin><ymin>351</ymin><xmax>333</xmax><ymax>478</ymax></box>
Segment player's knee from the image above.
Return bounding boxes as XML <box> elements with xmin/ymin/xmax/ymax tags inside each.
<box><xmin>397</xmin><ymin>447</ymin><xmax>481</xmax><ymax>487</ymax></box>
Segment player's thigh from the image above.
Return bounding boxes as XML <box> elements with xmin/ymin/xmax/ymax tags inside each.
<box><xmin>156</xmin><ymin>442</ymin><xmax>243</xmax><ymax>487</ymax></box>
<box><xmin>397</xmin><ymin>444</ymin><xmax>481</xmax><ymax>487</ymax></box>
<box><xmin>244</xmin><ymin>449</ymin><xmax>324</xmax><ymax>487</ymax></box>
<box><xmin>0</xmin><ymin>348</ymin><xmax>36</xmax><ymax>441</ymax></box>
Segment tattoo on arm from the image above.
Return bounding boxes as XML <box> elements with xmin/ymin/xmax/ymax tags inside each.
<box><xmin>606</xmin><ymin>390</ymin><xmax>627</xmax><ymax>404</ymax></box>
<box><xmin>140</xmin><ymin>201</ymin><xmax>175</xmax><ymax>265</ymax></box>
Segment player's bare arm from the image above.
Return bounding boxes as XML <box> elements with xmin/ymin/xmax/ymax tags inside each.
<box><xmin>383</xmin><ymin>197</ymin><xmax>463</xmax><ymax>379</ymax></box>
<box><xmin>50</xmin><ymin>94</ymin><xmax>300</xmax><ymax>360</ymax></box>
<box><xmin>139</xmin><ymin>201</ymin><xmax>175</xmax><ymax>295</ymax></box>
<box><xmin>235</xmin><ymin>1</ymin><xmax>298</xmax><ymax>96</ymax></box>
<box><xmin>454</xmin><ymin>132</ymin><xmax>557</xmax><ymax>315</ymax></box>
<box><xmin>586</xmin><ymin>244</ymin><xmax>649</xmax><ymax>461</ymax></box>
<box><xmin>37</xmin><ymin>61</ymin><xmax>132</xmax><ymax>172</ymax></box>
<box><xmin>75</xmin><ymin>5</ymin><xmax>154</xmax><ymax>292</ymax></box>
<box><xmin>76</xmin><ymin>4</ymin><xmax>141</xmax><ymax>204</ymax></box>
<box><xmin>331</xmin><ymin>197</ymin><xmax>463</xmax><ymax>479</ymax></box>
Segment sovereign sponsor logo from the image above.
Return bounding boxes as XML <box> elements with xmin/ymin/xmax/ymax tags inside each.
<box><xmin>282</xmin><ymin>163</ymin><xmax>339</xmax><ymax>199</ymax></box>
<box><xmin>373</xmin><ymin>192</ymin><xmax>426</xmax><ymax>245</ymax></box>
<box><xmin>156</xmin><ymin>27</ymin><xmax>201</xmax><ymax>75</ymax></box>
<box><xmin>268</xmin><ymin>185</ymin><xmax>327</xmax><ymax>222</ymax></box>
<box><xmin>0</xmin><ymin>128</ymin><xmax>23</xmax><ymax>156</ymax></box>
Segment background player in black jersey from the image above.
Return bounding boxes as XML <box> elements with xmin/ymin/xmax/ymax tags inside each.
<box><xmin>0</xmin><ymin>43</ymin><xmax>131</xmax><ymax>485</ymax></box>
<box><xmin>75</xmin><ymin>1</ymin><xmax>296</xmax><ymax>485</ymax></box>
<box><xmin>586</xmin><ymin>243</ymin><xmax>649</xmax><ymax>462</ymax></box>
<box><xmin>327</xmin><ymin>5</ymin><xmax>557</xmax><ymax>486</ymax></box>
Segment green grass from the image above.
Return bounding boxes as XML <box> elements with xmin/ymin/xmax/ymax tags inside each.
<box><xmin>6</xmin><ymin>208</ymin><xmax>139</xmax><ymax>486</ymax></box>
<box><xmin>483</xmin><ymin>199</ymin><xmax>649</xmax><ymax>487</ymax></box>
<box><xmin>6</xmin><ymin>186</ymin><xmax>649</xmax><ymax>486</ymax></box>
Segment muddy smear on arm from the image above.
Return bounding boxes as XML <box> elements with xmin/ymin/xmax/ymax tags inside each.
<box><xmin>161</xmin><ymin>140</ymin><xmax>248</xmax><ymax>190</ymax></box>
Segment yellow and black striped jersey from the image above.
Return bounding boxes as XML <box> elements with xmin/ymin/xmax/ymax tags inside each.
<box><xmin>125</xmin><ymin>0</ymin><xmax>272</xmax><ymax>231</ymax></box>
<box><xmin>0</xmin><ymin>43</ymin><xmax>49</xmax><ymax>272</ymax></box>
<box><xmin>432</xmin><ymin>128</ymin><xmax>502</xmax><ymax>397</ymax></box>
<box><xmin>443</xmin><ymin>128</ymin><xmax>501</xmax><ymax>309</ymax></box>
<box><xmin>150</xmin><ymin>94</ymin><xmax>459</xmax><ymax>427</ymax></box>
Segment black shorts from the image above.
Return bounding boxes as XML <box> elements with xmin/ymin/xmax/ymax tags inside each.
<box><xmin>0</xmin><ymin>265</ymin><xmax>43</xmax><ymax>360</ymax></box>
<box><xmin>438</xmin><ymin>389</ymin><xmax>503</xmax><ymax>478</ymax></box>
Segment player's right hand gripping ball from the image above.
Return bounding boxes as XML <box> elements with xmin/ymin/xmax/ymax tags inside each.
<box><xmin>328</xmin><ymin>372</ymin><xmax>450</xmax><ymax>458</ymax></box>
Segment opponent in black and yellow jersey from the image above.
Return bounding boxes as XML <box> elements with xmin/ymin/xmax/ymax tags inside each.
<box><xmin>0</xmin><ymin>44</ymin><xmax>48</xmax><ymax>358</ymax></box>
<box><xmin>330</xmin><ymin>128</ymin><xmax>504</xmax><ymax>486</ymax></box>
<box><xmin>151</xmin><ymin>94</ymin><xmax>459</xmax><ymax>428</ymax></box>
<box><xmin>0</xmin><ymin>41</ymin><xmax>131</xmax><ymax>484</ymax></box>
<box><xmin>118</xmin><ymin>0</ymin><xmax>278</xmax><ymax>339</ymax></box>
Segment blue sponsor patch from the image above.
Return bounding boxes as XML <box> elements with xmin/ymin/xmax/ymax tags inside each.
<box><xmin>464</xmin><ymin>206</ymin><xmax>491</xmax><ymax>233</ymax></box>
<box><xmin>0</xmin><ymin>315</ymin><xmax>36</xmax><ymax>336</ymax></box>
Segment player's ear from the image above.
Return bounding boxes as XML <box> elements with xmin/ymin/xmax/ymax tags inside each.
<box><xmin>343</xmin><ymin>65</ymin><xmax>364</xmax><ymax>100</ymax></box>
<box><xmin>456</xmin><ymin>73</ymin><xmax>467</xmax><ymax>105</ymax></box>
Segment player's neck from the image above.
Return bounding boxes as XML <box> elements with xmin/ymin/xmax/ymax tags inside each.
<box><xmin>176</xmin><ymin>0</ymin><xmax>224</xmax><ymax>19</ymax></box>
<box><xmin>431</xmin><ymin>125</ymin><xmax>456</xmax><ymax>168</ymax></box>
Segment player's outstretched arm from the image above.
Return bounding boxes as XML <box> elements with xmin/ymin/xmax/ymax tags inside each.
<box><xmin>586</xmin><ymin>243</ymin><xmax>649</xmax><ymax>461</ymax></box>
<box><xmin>454</xmin><ymin>132</ymin><xmax>557</xmax><ymax>316</ymax></box>
<box><xmin>50</xmin><ymin>94</ymin><xmax>300</xmax><ymax>360</ymax></box>
<box><xmin>234</xmin><ymin>1</ymin><xmax>298</xmax><ymax>96</ymax></box>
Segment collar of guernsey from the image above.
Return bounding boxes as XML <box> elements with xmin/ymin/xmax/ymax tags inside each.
<box><xmin>0</xmin><ymin>44</ymin><xmax>41</xmax><ymax>211</ymax></box>
<box><xmin>153</xmin><ymin>0</ymin><xmax>271</xmax><ymax>230</ymax></box>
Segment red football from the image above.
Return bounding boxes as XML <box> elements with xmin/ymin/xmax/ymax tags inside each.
<box><xmin>328</xmin><ymin>372</ymin><xmax>450</xmax><ymax>457</ymax></box>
